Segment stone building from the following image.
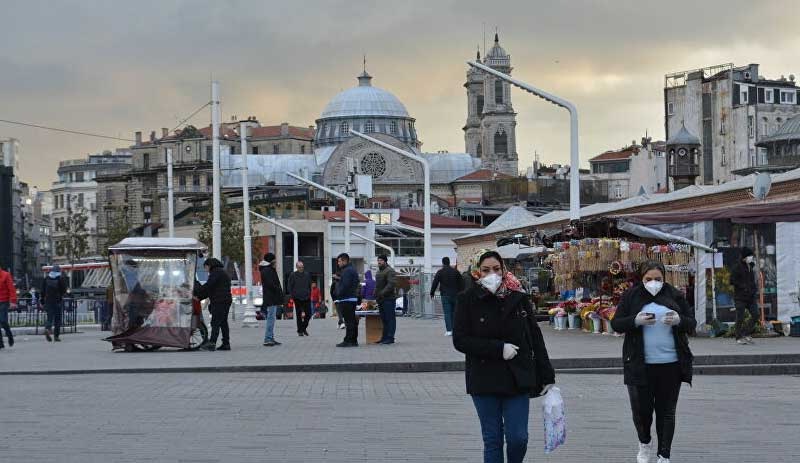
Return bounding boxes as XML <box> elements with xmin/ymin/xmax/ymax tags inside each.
<box><xmin>584</xmin><ymin>137</ymin><xmax>667</xmax><ymax>200</ymax></box>
<box><xmin>754</xmin><ymin>114</ymin><xmax>800</xmax><ymax>173</ymax></box>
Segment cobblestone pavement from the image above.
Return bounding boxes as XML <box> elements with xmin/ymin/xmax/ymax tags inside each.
<box><xmin>1</xmin><ymin>317</ymin><xmax>798</xmax><ymax>373</ymax></box>
<box><xmin>1</xmin><ymin>372</ymin><xmax>797</xmax><ymax>462</ymax></box>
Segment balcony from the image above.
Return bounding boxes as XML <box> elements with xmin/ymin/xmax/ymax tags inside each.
<box><xmin>668</xmin><ymin>164</ymin><xmax>699</xmax><ymax>177</ymax></box>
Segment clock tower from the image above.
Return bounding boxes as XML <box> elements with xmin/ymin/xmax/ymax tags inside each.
<box><xmin>666</xmin><ymin>122</ymin><xmax>701</xmax><ymax>191</ymax></box>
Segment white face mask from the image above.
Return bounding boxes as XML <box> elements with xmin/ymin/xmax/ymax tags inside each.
<box><xmin>644</xmin><ymin>280</ymin><xmax>663</xmax><ymax>296</ymax></box>
<box><xmin>479</xmin><ymin>272</ymin><xmax>503</xmax><ymax>294</ymax></box>
<box><xmin>745</xmin><ymin>256</ymin><xmax>754</xmax><ymax>264</ymax></box>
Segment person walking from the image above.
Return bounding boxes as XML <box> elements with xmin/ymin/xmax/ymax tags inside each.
<box><xmin>194</xmin><ymin>258</ymin><xmax>232</xmax><ymax>351</ymax></box>
<box><xmin>41</xmin><ymin>265</ymin><xmax>68</xmax><ymax>342</ymax></box>
<box><xmin>374</xmin><ymin>255</ymin><xmax>397</xmax><ymax>345</ymax></box>
<box><xmin>729</xmin><ymin>247</ymin><xmax>759</xmax><ymax>345</ymax></box>
<box><xmin>260</xmin><ymin>253</ymin><xmax>284</xmax><ymax>346</ymax></box>
<box><xmin>453</xmin><ymin>250</ymin><xmax>555</xmax><ymax>463</ymax></box>
<box><xmin>287</xmin><ymin>260</ymin><xmax>313</xmax><ymax>336</ymax></box>
<box><xmin>430</xmin><ymin>256</ymin><xmax>464</xmax><ymax>337</ymax></box>
<box><xmin>0</xmin><ymin>266</ymin><xmax>18</xmax><ymax>349</ymax></box>
<box><xmin>611</xmin><ymin>260</ymin><xmax>696</xmax><ymax>463</ymax></box>
<box><xmin>310</xmin><ymin>281</ymin><xmax>322</xmax><ymax>319</ymax></box>
<box><xmin>333</xmin><ymin>253</ymin><xmax>360</xmax><ymax>347</ymax></box>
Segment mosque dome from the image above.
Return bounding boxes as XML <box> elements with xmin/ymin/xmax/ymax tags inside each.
<box><xmin>319</xmin><ymin>71</ymin><xmax>410</xmax><ymax>119</ymax></box>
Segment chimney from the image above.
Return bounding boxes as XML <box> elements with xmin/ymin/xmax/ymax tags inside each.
<box><xmin>135</xmin><ymin>131</ymin><xmax>142</xmax><ymax>145</ymax></box>
<box><xmin>280</xmin><ymin>122</ymin><xmax>289</xmax><ymax>137</ymax></box>
<box><xmin>149</xmin><ymin>131</ymin><xmax>156</xmax><ymax>142</ymax></box>
<box><xmin>162</xmin><ymin>128</ymin><xmax>169</xmax><ymax>138</ymax></box>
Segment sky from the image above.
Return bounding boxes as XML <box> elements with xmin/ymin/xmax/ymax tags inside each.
<box><xmin>2</xmin><ymin>0</ymin><xmax>800</xmax><ymax>189</ymax></box>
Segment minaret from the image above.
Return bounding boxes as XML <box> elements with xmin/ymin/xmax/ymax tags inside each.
<box><xmin>479</xmin><ymin>32</ymin><xmax>518</xmax><ymax>176</ymax></box>
<box><xmin>464</xmin><ymin>45</ymin><xmax>484</xmax><ymax>159</ymax></box>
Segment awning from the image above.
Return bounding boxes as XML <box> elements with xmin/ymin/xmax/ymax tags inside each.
<box><xmin>613</xmin><ymin>200</ymin><xmax>800</xmax><ymax>224</ymax></box>
<box><xmin>617</xmin><ymin>220</ymin><xmax>714</xmax><ymax>252</ymax></box>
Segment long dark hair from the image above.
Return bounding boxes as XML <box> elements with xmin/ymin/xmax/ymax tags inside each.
<box><xmin>639</xmin><ymin>260</ymin><xmax>666</xmax><ymax>280</ymax></box>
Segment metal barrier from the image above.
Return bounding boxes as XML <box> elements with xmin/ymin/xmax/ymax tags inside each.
<box><xmin>9</xmin><ymin>297</ymin><xmax>79</xmax><ymax>334</ymax></box>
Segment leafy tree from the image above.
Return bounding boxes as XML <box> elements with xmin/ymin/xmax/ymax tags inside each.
<box><xmin>101</xmin><ymin>206</ymin><xmax>131</xmax><ymax>256</ymax></box>
<box><xmin>197</xmin><ymin>195</ymin><xmax>262</xmax><ymax>269</ymax></box>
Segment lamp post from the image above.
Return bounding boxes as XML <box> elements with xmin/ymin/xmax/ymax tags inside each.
<box><xmin>351</xmin><ymin>231</ymin><xmax>395</xmax><ymax>268</ymax></box>
<box><xmin>210</xmin><ymin>80</ymin><xmax>222</xmax><ymax>259</ymax></box>
<box><xmin>239</xmin><ymin>119</ymin><xmax>256</xmax><ymax>325</ymax></box>
<box><xmin>467</xmin><ymin>61</ymin><xmax>581</xmax><ymax>221</ymax></box>
<box><xmin>166</xmin><ymin>148</ymin><xmax>174</xmax><ymax>237</ymax></box>
<box><xmin>286</xmin><ymin>172</ymin><xmax>351</xmax><ymax>254</ymax></box>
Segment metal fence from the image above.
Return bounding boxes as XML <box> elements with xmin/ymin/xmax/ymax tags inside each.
<box><xmin>9</xmin><ymin>298</ymin><xmax>83</xmax><ymax>334</ymax></box>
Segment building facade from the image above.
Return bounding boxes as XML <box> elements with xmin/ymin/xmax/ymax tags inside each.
<box><xmin>665</xmin><ymin>63</ymin><xmax>800</xmax><ymax>185</ymax></box>
<box><xmin>0</xmin><ymin>138</ymin><xmax>21</xmax><ymax>273</ymax></box>
<box><xmin>584</xmin><ymin>137</ymin><xmax>667</xmax><ymax>200</ymax></box>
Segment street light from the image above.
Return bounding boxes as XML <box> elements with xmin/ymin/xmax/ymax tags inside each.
<box><xmin>239</xmin><ymin>119</ymin><xmax>257</xmax><ymax>325</ymax></box>
<box><xmin>286</xmin><ymin>172</ymin><xmax>352</xmax><ymax>253</ymax></box>
<box><xmin>351</xmin><ymin>231</ymin><xmax>395</xmax><ymax>268</ymax></box>
<box><xmin>467</xmin><ymin>61</ymin><xmax>581</xmax><ymax>221</ymax></box>
<box><xmin>210</xmin><ymin>80</ymin><xmax>222</xmax><ymax>259</ymax></box>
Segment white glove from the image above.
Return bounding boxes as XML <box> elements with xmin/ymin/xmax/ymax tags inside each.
<box><xmin>502</xmin><ymin>343</ymin><xmax>519</xmax><ymax>360</ymax></box>
<box><xmin>635</xmin><ymin>312</ymin><xmax>656</xmax><ymax>326</ymax></box>
<box><xmin>541</xmin><ymin>383</ymin><xmax>555</xmax><ymax>395</ymax></box>
<box><xmin>663</xmin><ymin>311</ymin><xmax>681</xmax><ymax>326</ymax></box>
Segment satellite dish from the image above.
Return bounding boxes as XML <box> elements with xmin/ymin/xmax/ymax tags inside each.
<box><xmin>752</xmin><ymin>172</ymin><xmax>772</xmax><ymax>200</ymax></box>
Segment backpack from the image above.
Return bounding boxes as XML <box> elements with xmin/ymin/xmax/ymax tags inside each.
<box><xmin>45</xmin><ymin>277</ymin><xmax>61</xmax><ymax>297</ymax></box>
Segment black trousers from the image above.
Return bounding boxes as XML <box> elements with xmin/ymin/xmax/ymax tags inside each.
<box><xmin>294</xmin><ymin>299</ymin><xmax>311</xmax><ymax>333</ymax></box>
<box><xmin>339</xmin><ymin>301</ymin><xmax>358</xmax><ymax>344</ymax></box>
<box><xmin>627</xmin><ymin>362</ymin><xmax>682</xmax><ymax>459</ymax></box>
<box><xmin>209</xmin><ymin>303</ymin><xmax>231</xmax><ymax>345</ymax></box>
<box><xmin>734</xmin><ymin>298</ymin><xmax>759</xmax><ymax>339</ymax></box>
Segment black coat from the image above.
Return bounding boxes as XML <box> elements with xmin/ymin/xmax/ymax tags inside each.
<box><xmin>287</xmin><ymin>271</ymin><xmax>312</xmax><ymax>301</ymax></box>
<box><xmin>730</xmin><ymin>261</ymin><xmax>757</xmax><ymax>303</ymax></box>
<box><xmin>41</xmin><ymin>275</ymin><xmax>68</xmax><ymax>305</ymax></box>
<box><xmin>374</xmin><ymin>265</ymin><xmax>397</xmax><ymax>302</ymax></box>
<box><xmin>430</xmin><ymin>266</ymin><xmax>465</xmax><ymax>298</ymax></box>
<box><xmin>260</xmin><ymin>264</ymin><xmax>284</xmax><ymax>307</ymax></box>
<box><xmin>453</xmin><ymin>285</ymin><xmax>555</xmax><ymax>397</ymax></box>
<box><xmin>195</xmin><ymin>267</ymin><xmax>232</xmax><ymax>308</ymax></box>
<box><xmin>610</xmin><ymin>283</ymin><xmax>696</xmax><ymax>386</ymax></box>
<box><xmin>334</xmin><ymin>264</ymin><xmax>359</xmax><ymax>300</ymax></box>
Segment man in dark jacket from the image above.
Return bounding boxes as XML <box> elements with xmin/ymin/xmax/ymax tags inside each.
<box><xmin>194</xmin><ymin>258</ymin><xmax>232</xmax><ymax>351</ymax></box>
<box><xmin>287</xmin><ymin>260</ymin><xmax>312</xmax><ymax>336</ymax></box>
<box><xmin>41</xmin><ymin>265</ymin><xmax>68</xmax><ymax>342</ymax></box>
<box><xmin>260</xmin><ymin>252</ymin><xmax>283</xmax><ymax>346</ymax></box>
<box><xmin>333</xmin><ymin>253</ymin><xmax>360</xmax><ymax>347</ymax></box>
<box><xmin>430</xmin><ymin>256</ymin><xmax>464</xmax><ymax>337</ymax></box>
<box><xmin>730</xmin><ymin>247</ymin><xmax>759</xmax><ymax>344</ymax></box>
<box><xmin>374</xmin><ymin>255</ymin><xmax>397</xmax><ymax>345</ymax></box>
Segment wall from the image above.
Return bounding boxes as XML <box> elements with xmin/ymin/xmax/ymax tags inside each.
<box><xmin>776</xmin><ymin>221</ymin><xmax>800</xmax><ymax>322</ymax></box>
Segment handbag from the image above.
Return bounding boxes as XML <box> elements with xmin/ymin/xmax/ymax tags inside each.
<box><xmin>518</xmin><ymin>304</ymin><xmax>547</xmax><ymax>398</ymax></box>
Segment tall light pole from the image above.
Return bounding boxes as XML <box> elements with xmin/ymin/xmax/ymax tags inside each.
<box><xmin>211</xmin><ymin>80</ymin><xmax>222</xmax><ymax>259</ymax></box>
<box><xmin>166</xmin><ymin>148</ymin><xmax>175</xmax><ymax>237</ymax></box>
<box><xmin>467</xmin><ymin>61</ymin><xmax>581</xmax><ymax>221</ymax></box>
<box><xmin>239</xmin><ymin>119</ymin><xmax>256</xmax><ymax>323</ymax></box>
<box><xmin>286</xmin><ymin>172</ymin><xmax>351</xmax><ymax>253</ymax></box>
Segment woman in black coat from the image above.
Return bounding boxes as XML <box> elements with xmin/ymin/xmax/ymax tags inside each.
<box><xmin>453</xmin><ymin>250</ymin><xmax>555</xmax><ymax>463</ymax></box>
<box><xmin>611</xmin><ymin>260</ymin><xmax>696</xmax><ymax>463</ymax></box>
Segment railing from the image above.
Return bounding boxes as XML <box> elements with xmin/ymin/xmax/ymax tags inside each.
<box><xmin>668</xmin><ymin>164</ymin><xmax>700</xmax><ymax>176</ymax></box>
<box><xmin>9</xmin><ymin>298</ymin><xmax>80</xmax><ymax>334</ymax></box>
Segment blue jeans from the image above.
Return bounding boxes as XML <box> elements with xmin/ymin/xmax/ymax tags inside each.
<box><xmin>379</xmin><ymin>298</ymin><xmax>396</xmax><ymax>342</ymax></box>
<box><xmin>262</xmin><ymin>305</ymin><xmax>278</xmax><ymax>342</ymax></box>
<box><xmin>471</xmin><ymin>394</ymin><xmax>530</xmax><ymax>463</ymax></box>
<box><xmin>441</xmin><ymin>295</ymin><xmax>456</xmax><ymax>332</ymax></box>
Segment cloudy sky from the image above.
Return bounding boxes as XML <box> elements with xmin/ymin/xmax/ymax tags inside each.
<box><xmin>2</xmin><ymin>0</ymin><xmax>800</xmax><ymax>189</ymax></box>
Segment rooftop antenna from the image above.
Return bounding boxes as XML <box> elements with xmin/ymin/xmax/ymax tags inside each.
<box><xmin>363</xmin><ymin>54</ymin><xmax>366</xmax><ymax>73</ymax></box>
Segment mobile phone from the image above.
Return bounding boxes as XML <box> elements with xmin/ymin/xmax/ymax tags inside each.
<box><xmin>643</xmin><ymin>312</ymin><xmax>655</xmax><ymax>319</ymax></box>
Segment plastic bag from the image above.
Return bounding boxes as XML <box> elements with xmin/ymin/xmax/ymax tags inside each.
<box><xmin>542</xmin><ymin>386</ymin><xmax>566</xmax><ymax>453</ymax></box>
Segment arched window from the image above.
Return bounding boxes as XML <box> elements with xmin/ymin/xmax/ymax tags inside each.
<box><xmin>477</xmin><ymin>95</ymin><xmax>484</xmax><ymax>114</ymax></box>
<box><xmin>494</xmin><ymin>129</ymin><xmax>508</xmax><ymax>155</ymax></box>
<box><xmin>365</xmin><ymin>120</ymin><xmax>374</xmax><ymax>133</ymax></box>
<box><xmin>340</xmin><ymin>121</ymin><xmax>349</xmax><ymax>136</ymax></box>
<box><xmin>389</xmin><ymin>120</ymin><xmax>397</xmax><ymax>134</ymax></box>
<box><xmin>476</xmin><ymin>142</ymin><xmax>482</xmax><ymax>158</ymax></box>
<box><xmin>495</xmin><ymin>80</ymin><xmax>503</xmax><ymax>104</ymax></box>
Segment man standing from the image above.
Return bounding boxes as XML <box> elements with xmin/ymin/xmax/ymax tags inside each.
<box><xmin>287</xmin><ymin>260</ymin><xmax>312</xmax><ymax>337</ymax></box>
<box><xmin>374</xmin><ymin>255</ymin><xmax>398</xmax><ymax>345</ymax></box>
<box><xmin>730</xmin><ymin>247</ymin><xmax>759</xmax><ymax>345</ymax></box>
<box><xmin>430</xmin><ymin>256</ymin><xmax>464</xmax><ymax>336</ymax></box>
<box><xmin>0</xmin><ymin>265</ymin><xmax>18</xmax><ymax>348</ymax></box>
<box><xmin>334</xmin><ymin>253</ymin><xmax>360</xmax><ymax>347</ymax></box>
<box><xmin>194</xmin><ymin>258</ymin><xmax>232</xmax><ymax>351</ymax></box>
<box><xmin>260</xmin><ymin>253</ymin><xmax>283</xmax><ymax>346</ymax></box>
<box><xmin>41</xmin><ymin>265</ymin><xmax>67</xmax><ymax>342</ymax></box>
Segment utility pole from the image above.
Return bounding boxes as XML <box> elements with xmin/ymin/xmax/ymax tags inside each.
<box><xmin>211</xmin><ymin>81</ymin><xmax>222</xmax><ymax>259</ymax></box>
<box><xmin>239</xmin><ymin>119</ymin><xmax>256</xmax><ymax>326</ymax></box>
<box><xmin>166</xmin><ymin>148</ymin><xmax>175</xmax><ymax>237</ymax></box>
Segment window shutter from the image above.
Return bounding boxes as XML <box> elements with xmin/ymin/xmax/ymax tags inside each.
<box><xmin>796</xmin><ymin>90</ymin><xmax>800</xmax><ymax>105</ymax></box>
<box><xmin>748</xmin><ymin>87</ymin><xmax>757</xmax><ymax>105</ymax></box>
<box><xmin>733</xmin><ymin>84</ymin><xmax>740</xmax><ymax>105</ymax></box>
<box><xmin>758</xmin><ymin>87</ymin><xmax>765</xmax><ymax>103</ymax></box>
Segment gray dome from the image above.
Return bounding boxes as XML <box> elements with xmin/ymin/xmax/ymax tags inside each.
<box><xmin>667</xmin><ymin>123</ymin><xmax>701</xmax><ymax>146</ymax></box>
<box><xmin>319</xmin><ymin>72</ymin><xmax>410</xmax><ymax>119</ymax></box>
<box><xmin>758</xmin><ymin>114</ymin><xmax>800</xmax><ymax>144</ymax></box>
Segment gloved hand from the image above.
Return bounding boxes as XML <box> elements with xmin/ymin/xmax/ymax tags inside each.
<box><xmin>635</xmin><ymin>312</ymin><xmax>656</xmax><ymax>326</ymax></box>
<box><xmin>541</xmin><ymin>383</ymin><xmax>555</xmax><ymax>395</ymax></box>
<box><xmin>502</xmin><ymin>343</ymin><xmax>519</xmax><ymax>360</ymax></box>
<box><xmin>663</xmin><ymin>310</ymin><xmax>681</xmax><ymax>326</ymax></box>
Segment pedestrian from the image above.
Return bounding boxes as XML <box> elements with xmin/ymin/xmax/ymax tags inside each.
<box><xmin>453</xmin><ymin>250</ymin><xmax>555</xmax><ymax>463</ymax></box>
<box><xmin>334</xmin><ymin>253</ymin><xmax>360</xmax><ymax>347</ymax></box>
<box><xmin>287</xmin><ymin>260</ymin><xmax>313</xmax><ymax>336</ymax></box>
<box><xmin>259</xmin><ymin>253</ymin><xmax>283</xmax><ymax>346</ymax></box>
<box><xmin>729</xmin><ymin>247</ymin><xmax>759</xmax><ymax>345</ymax></box>
<box><xmin>0</xmin><ymin>265</ymin><xmax>18</xmax><ymax>349</ymax></box>
<box><xmin>611</xmin><ymin>260</ymin><xmax>696</xmax><ymax>463</ymax></box>
<box><xmin>194</xmin><ymin>258</ymin><xmax>232</xmax><ymax>351</ymax></box>
<box><xmin>374</xmin><ymin>255</ymin><xmax>398</xmax><ymax>345</ymax></box>
<box><xmin>40</xmin><ymin>265</ymin><xmax>68</xmax><ymax>342</ymax></box>
<box><xmin>331</xmin><ymin>269</ymin><xmax>344</xmax><ymax>329</ymax></box>
<box><xmin>311</xmin><ymin>281</ymin><xmax>322</xmax><ymax>319</ymax></box>
<box><xmin>362</xmin><ymin>270</ymin><xmax>376</xmax><ymax>300</ymax></box>
<box><xmin>430</xmin><ymin>256</ymin><xmax>464</xmax><ymax>336</ymax></box>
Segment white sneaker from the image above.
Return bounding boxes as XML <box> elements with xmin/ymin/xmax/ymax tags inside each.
<box><xmin>656</xmin><ymin>456</ymin><xmax>670</xmax><ymax>463</ymax></box>
<box><xmin>745</xmin><ymin>336</ymin><xmax>754</xmax><ymax>343</ymax></box>
<box><xmin>445</xmin><ymin>331</ymin><xmax>453</xmax><ymax>336</ymax></box>
<box><xmin>338</xmin><ymin>324</ymin><xmax>345</xmax><ymax>330</ymax></box>
<box><xmin>637</xmin><ymin>442</ymin><xmax>653</xmax><ymax>463</ymax></box>
<box><xmin>736</xmin><ymin>339</ymin><xmax>749</xmax><ymax>345</ymax></box>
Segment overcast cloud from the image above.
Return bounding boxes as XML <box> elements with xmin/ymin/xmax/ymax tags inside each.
<box><xmin>2</xmin><ymin>0</ymin><xmax>799</xmax><ymax>188</ymax></box>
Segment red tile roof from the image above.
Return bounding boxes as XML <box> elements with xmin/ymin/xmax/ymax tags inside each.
<box><xmin>322</xmin><ymin>210</ymin><xmax>371</xmax><ymax>222</ymax></box>
<box><xmin>590</xmin><ymin>146</ymin><xmax>639</xmax><ymax>162</ymax></box>
<box><xmin>397</xmin><ymin>209</ymin><xmax>482</xmax><ymax>228</ymax></box>
<box><xmin>453</xmin><ymin>169</ymin><xmax>515</xmax><ymax>182</ymax></box>
<box><xmin>250</xmin><ymin>125</ymin><xmax>315</xmax><ymax>140</ymax></box>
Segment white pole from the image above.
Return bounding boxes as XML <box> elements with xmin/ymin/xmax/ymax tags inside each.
<box><xmin>240</xmin><ymin>121</ymin><xmax>255</xmax><ymax>326</ymax></box>
<box><xmin>251</xmin><ymin>211</ymin><xmax>299</xmax><ymax>269</ymax></box>
<box><xmin>211</xmin><ymin>80</ymin><xmax>222</xmax><ymax>259</ymax></box>
<box><xmin>351</xmin><ymin>231</ymin><xmax>394</xmax><ymax>267</ymax></box>
<box><xmin>286</xmin><ymin>172</ymin><xmax>350</xmax><ymax>255</ymax></box>
<box><xmin>344</xmin><ymin>197</ymin><xmax>352</xmax><ymax>254</ymax></box>
<box><xmin>166</xmin><ymin>148</ymin><xmax>175</xmax><ymax>237</ymax></box>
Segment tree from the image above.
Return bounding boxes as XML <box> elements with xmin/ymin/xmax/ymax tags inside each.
<box><xmin>101</xmin><ymin>206</ymin><xmax>131</xmax><ymax>256</ymax></box>
<box><xmin>197</xmin><ymin>195</ymin><xmax>262</xmax><ymax>270</ymax></box>
<box><xmin>62</xmin><ymin>208</ymin><xmax>89</xmax><ymax>264</ymax></box>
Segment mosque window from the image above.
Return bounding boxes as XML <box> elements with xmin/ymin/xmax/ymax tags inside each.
<box><xmin>477</xmin><ymin>95</ymin><xmax>484</xmax><ymax>114</ymax></box>
<box><xmin>495</xmin><ymin>80</ymin><xmax>503</xmax><ymax>104</ymax></box>
<box><xmin>340</xmin><ymin>121</ymin><xmax>349</xmax><ymax>136</ymax></box>
<box><xmin>494</xmin><ymin>129</ymin><xmax>508</xmax><ymax>155</ymax></box>
<box><xmin>365</xmin><ymin>120</ymin><xmax>375</xmax><ymax>133</ymax></box>
<box><xmin>476</xmin><ymin>143</ymin><xmax>482</xmax><ymax>158</ymax></box>
<box><xmin>360</xmin><ymin>152</ymin><xmax>387</xmax><ymax>178</ymax></box>
<box><xmin>389</xmin><ymin>120</ymin><xmax>397</xmax><ymax>134</ymax></box>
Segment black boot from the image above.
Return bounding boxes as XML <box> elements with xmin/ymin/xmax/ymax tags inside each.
<box><xmin>217</xmin><ymin>343</ymin><xmax>231</xmax><ymax>351</ymax></box>
<box><xmin>7</xmin><ymin>333</ymin><xmax>13</xmax><ymax>347</ymax></box>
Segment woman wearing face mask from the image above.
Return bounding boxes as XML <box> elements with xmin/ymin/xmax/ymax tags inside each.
<box><xmin>453</xmin><ymin>250</ymin><xmax>555</xmax><ymax>463</ymax></box>
<box><xmin>611</xmin><ymin>260</ymin><xmax>696</xmax><ymax>463</ymax></box>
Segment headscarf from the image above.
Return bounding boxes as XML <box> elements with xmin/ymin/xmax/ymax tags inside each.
<box><xmin>468</xmin><ymin>248</ymin><xmax>524</xmax><ymax>299</ymax></box>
